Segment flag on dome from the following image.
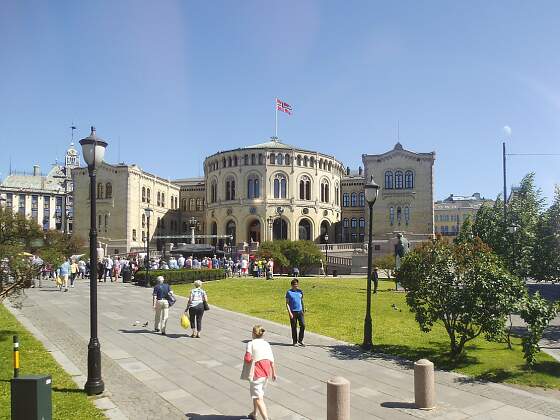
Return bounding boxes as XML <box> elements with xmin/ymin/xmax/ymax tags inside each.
<box><xmin>276</xmin><ymin>98</ymin><xmax>292</xmax><ymax>115</ymax></box>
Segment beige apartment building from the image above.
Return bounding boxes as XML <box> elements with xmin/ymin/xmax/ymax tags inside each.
<box><xmin>340</xmin><ymin>167</ymin><xmax>365</xmax><ymax>243</ymax></box>
<box><xmin>434</xmin><ymin>193</ymin><xmax>493</xmax><ymax>239</ymax></box>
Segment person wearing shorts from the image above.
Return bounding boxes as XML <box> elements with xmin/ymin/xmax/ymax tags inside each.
<box><xmin>241</xmin><ymin>325</ymin><xmax>276</xmax><ymax>420</ymax></box>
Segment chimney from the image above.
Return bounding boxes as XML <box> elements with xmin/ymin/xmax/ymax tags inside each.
<box><xmin>346</xmin><ymin>166</ymin><xmax>350</xmax><ymax>176</ymax></box>
<box><xmin>358</xmin><ymin>166</ymin><xmax>363</xmax><ymax>175</ymax></box>
<box><xmin>33</xmin><ymin>165</ymin><xmax>40</xmax><ymax>176</ymax></box>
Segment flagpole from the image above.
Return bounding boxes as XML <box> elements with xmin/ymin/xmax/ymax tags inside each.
<box><xmin>275</xmin><ymin>98</ymin><xmax>278</xmax><ymax>138</ymax></box>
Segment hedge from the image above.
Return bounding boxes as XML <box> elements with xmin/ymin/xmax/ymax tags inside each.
<box><xmin>134</xmin><ymin>269</ymin><xmax>226</xmax><ymax>286</ymax></box>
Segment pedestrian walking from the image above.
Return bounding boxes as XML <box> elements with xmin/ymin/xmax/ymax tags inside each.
<box><xmin>371</xmin><ymin>266</ymin><xmax>379</xmax><ymax>294</ymax></box>
<box><xmin>186</xmin><ymin>280</ymin><xmax>208</xmax><ymax>338</ymax></box>
<box><xmin>286</xmin><ymin>278</ymin><xmax>305</xmax><ymax>346</ymax></box>
<box><xmin>152</xmin><ymin>276</ymin><xmax>172</xmax><ymax>335</ymax></box>
<box><xmin>70</xmin><ymin>259</ymin><xmax>78</xmax><ymax>287</ymax></box>
<box><xmin>241</xmin><ymin>325</ymin><xmax>276</xmax><ymax>420</ymax></box>
<box><xmin>59</xmin><ymin>259</ymin><xmax>70</xmax><ymax>292</ymax></box>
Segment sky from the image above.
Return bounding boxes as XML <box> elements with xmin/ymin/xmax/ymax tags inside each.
<box><xmin>1</xmin><ymin>1</ymin><xmax>559</xmax><ymax>203</ymax></box>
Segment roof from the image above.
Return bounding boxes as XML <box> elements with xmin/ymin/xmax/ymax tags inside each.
<box><xmin>0</xmin><ymin>165</ymin><xmax>67</xmax><ymax>193</ymax></box>
<box><xmin>243</xmin><ymin>137</ymin><xmax>299</xmax><ymax>150</ymax></box>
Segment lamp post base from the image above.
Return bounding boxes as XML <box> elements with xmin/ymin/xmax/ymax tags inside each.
<box><xmin>84</xmin><ymin>338</ymin><xmax>104</xmax><ymax>395</ymax></box>
<box><xmin>363</xmin><ymin>315</ymin><xmax>373</xmax><ymax>350</ymax></box>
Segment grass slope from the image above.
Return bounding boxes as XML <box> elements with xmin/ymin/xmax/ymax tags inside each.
<box><xmin>174</xmin><ymin>277</ymin><xmax>560</xmax><ymax>389</ymax></box>
<box><xmin>0</xmin><ymin>304</ymin><xmax>105</xmax><ymax>419</ymax></box>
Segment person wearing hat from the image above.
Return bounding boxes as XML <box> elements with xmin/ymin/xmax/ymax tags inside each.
<box><xmin>371</xmin><ymin>266</ymin><xmax>379</xmax><ymax>294</ymax></box>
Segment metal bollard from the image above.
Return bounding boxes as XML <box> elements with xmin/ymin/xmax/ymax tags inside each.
<box><xmin>327</xmin><ymin>376</ymin><xmax>350</xmax><ymax>420</ymax></box>
<box><xmin>13</xmin><ymin>335</ymin><xmax>20</xmax><ymax>378</ymax></box>
<box><xmin>414</xmin><ymin>359</ymin><xmax>435</xmax><ymax>410</ymax></box>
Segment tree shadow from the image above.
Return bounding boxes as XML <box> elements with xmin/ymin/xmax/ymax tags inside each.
<box><xmin>0</xmin><ymin>330</ymin><xmax>18</xmax><ymax>342</ymax></box>
<box><xmin>186</xmin><ymin>414</ymin><xmax>248</xmax><ymax>420</ymax></box>
<box><xmin>52</xmin><ymin>387</ymin><xmax>87</xmax><ymax>394</ymax></box>
<box><xmin>118</xmin><ymin>329</ymin><xmax>155</xmax><ymax>334</ymax></box>
<box><xmin>380</xmin><ymin>402</ymin><xmax>416</xmax><ymax>409</ymax></box>
<box><xmin>542</xmin><ymin>325</ymin><xmax>560</xmax><ymax>344</ymax></box>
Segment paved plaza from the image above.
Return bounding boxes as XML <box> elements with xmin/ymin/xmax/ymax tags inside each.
<box><xmin>6</xmin><ymin>279</ymin><xmax>560</xmax><ymax>419</ymax></box>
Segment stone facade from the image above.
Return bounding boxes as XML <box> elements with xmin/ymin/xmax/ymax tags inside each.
<box><xmin>204</xmin><ymin>137</ymin><xmax>344</xmax><ymax>245</ymax></box>
<box><xmin>0</xmin><ymin>144</ymin><xmax>79</xmax><ymax>233</ymax></box>
<box><xmin>340</xmin><ymin>168</ymin><xmax>365</xmax><ymax>243</ymax></box>
<box><xmin>434</xmin><ymin>193</ymin><xmax>493</xmax><ymax>239</ymax></box>
<box><xmin>72</xmin><ymin>163</ymin><xmax>181</xmax><ymax>255</ymax></box>
<box><xmin>176</xmin><ymin>177</ymin><xmax>206</xmax><ymax>242</ymax></box>
<box><xmin>362</xmin><ymin>142</ymin><xmax>436</xmax><ymax>242</ymax></box>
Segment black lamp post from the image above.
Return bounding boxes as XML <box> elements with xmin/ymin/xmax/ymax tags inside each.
<box><xmin>362</xmin><ymin>175</ymin><xmax>379</xmax><ymax>350</ymax></box>
<box><xmin>324</xmin><ymin>233</ymin><xmax>329</xmax><ymax>276</ymax></box>
<box><xmin>144</xmin><ymin>207</ymin><xmax>153</xmax><ymax>284</ymax></box>
<box><xmin>79</xmin><ymin>126</ymin><xmax>107</xmax><ymax>395</ymax></box>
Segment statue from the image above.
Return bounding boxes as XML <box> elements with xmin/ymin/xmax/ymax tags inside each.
<box><xmin>394</xmin><ymin>233</ymin><xmax>410</xmax><ymax>270</ymax></box>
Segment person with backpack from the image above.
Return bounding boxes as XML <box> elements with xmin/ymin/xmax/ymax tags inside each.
<box><xmin>152</xmin><ymin>276</ymin><xmax>173</xmax><ymax>335</ymax></box>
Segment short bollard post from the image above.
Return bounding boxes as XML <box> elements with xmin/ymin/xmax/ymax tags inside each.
<box><xmin>414</xmin><ymin>359</ymin><xmax>435</xmax><ymax>410</ymax></box>
<box><xmin>13</xmin><ymin>335</ymin><xmax>20</xmax><ymax>378</ymax></box>
<box><xmin>327</xmin><ymin>376</ymin><xmax>350</xmax><ymax>420</ymax></box>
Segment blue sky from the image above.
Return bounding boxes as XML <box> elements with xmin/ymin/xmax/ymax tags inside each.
<box><xmin>1</xmin><ymin>1</ymin><xmax>559</xmax><ymax>203</ymax></box>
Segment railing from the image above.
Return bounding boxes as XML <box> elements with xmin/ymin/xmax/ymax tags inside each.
<box><xmin>319</xmin><ymin>243</ymin><xmax>364</xmax><ymax>252</ymax></box>
<box><xmin>326</xmin><ymin>255</ymin><xmax>352</xmax><ymax>266</ymax></box>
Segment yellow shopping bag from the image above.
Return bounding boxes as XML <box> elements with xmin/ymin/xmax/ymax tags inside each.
<box><xmin>180</xmin><ymin>313</ymin><xmax>190</xmax><ymax>329</ymax></box>
<box><xmin>55</xmin><ymin>276</ymin><xmax>63</xmax><ymax>286</ymax></box>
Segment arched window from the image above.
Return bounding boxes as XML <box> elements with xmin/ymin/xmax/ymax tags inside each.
<box><xmin>343</xmin><ymin>218</ymin><xmax>349</xmax><ymax>228</ymax></box>
<box><xmin>142</xmin><ymin>213</ymin><xmax>146</xmax><ymax>228</ymax></box>
<box><xmin>310</xmin><ymin>157</ymin><xmax>315</xmax><ymax>168</ymax></box>
<box><xmin>276</xmin><ymin>154</ymin><xmax>283</xmax><ymax>165</ymax></box>
<box><xmin>397</xmin><ymin>206</ymin><xmax>402</xmax><ymax>225</ymax></box>
<box><xmin>103</xmin><ymin>182</ymin><xmax>112</xmax><ymax>199</ymax></box>
<box><xmin>404</xmin><ymin>206</ymin><xmax>410</xmax><ymax>225</ymax></box>
<box><xmin>146</xmin><ymin>188</ymin><xmax>151</xmax><ymax>203</ymax></box>
<box><xmin>395</xmin><ymin>171</ymin><xmax>404</xmax><ymax>189</ymax></box>
<box><xmin>303</xmin><ymin>156</ymin><xmax>309</xmax><ymax>167</ymax></box>
<box><xmin>226</xmin><ymin>220</ymin><xmax>236</xmax><ymax>244</ymax></box>
<box><xmin>247</xmin><ymin>175</ymin><xmax>260</xmax><ymax>199</ymax></box>
<box><xmin>285</xmin><ymin>154</ymin><xmax>290</xmax><ymax>165</ymax></box>
<box><xmin>405</xmin><ymin>171</ymin><xmax>414</xmax><ymax>189</ymax></box>
<box><xmin>196</xmin><ymin>198</ymin><xmax>203</xmax><ymax>211</ymax></box>
<box><xmin>328</xmin><ymin>161</ymin><xmax>332</xmax><ymax>172</ymax></box>
<box><xmin>297</xmin><ymin>155</ymin><xmax>302</xmax><ymax>166</ymax></box>
<box><xmin>273</xmin><ymin>174</ymin><xmax>287</xmax><ymax>198</ymax></box>
<box><xmin>142</xmin><ymin>187</ymin><xmax>146</xmax><ymax>202</ymax></box>
<box><xmin>351</xmin><ymin>192</ymin><xmax>357</xmax><ymax>207</ymax></box>
<box><xmin>359</xmin><ymin>192</ymin><xmax>365</xmax><ymax>207</ymax></box>
<box><xmin>97</xmin><ymin>183</ymin><xmax>103</xmax><ymax>199</ymax></box>
<box><xmin>390</xmin><ymin>207</ymin><xmax>395</xmax><ymax>226</ymax></box>
<box><xmin>320</xmin><ymin>180</ymin><xmax>330</xmax><ymax>203</ymax></box>
<box><xmin>269</xmin><ymin>153</ymin><xmax>276</xmax><ymax>165</ymax></box>
<box><xmin>299</xmin><ymin>176</ymin><xmax>311</xmax><ymax>200</ymax></box>
<box><xmin>351</xmin><ymin>218</ymin><xmax>357</xmax><ymax>229</ymax></box>
<box><xmin>210</xmin><ymin>181</ymin><xmax>217</xmax><ymax>203</ymax></box>
<box><xmin>161</xmin><ymin>192</ymin><xmax>165</xmax><ymax>207</ymax></box>
<box><xmin>228</xmin><ymin>156</ymin><xmax>232</xmax><ymax>167</ymax></box>
<box><xmin>343</xmin><ymin>193</ymin><xmax>349</xmax><ymax>207</ymax></box>
<box><xmin>385</xmin><ymin>171</ymin><xmax>394</xmax><ymax>189</ymax></box>
<box><xmin>104</xmin><ymin>214</ymin><xmax>109</xmax><ymax>232</ymax></box>
<box><xmin>225</xmin><ymin>176</ymin><xmax>236</xmax><ymax>201</ymax></box>
<box><xmin>233</xmin><ymin>156</ymin><xmax>238</xmax><ymax>166</ymax></box>
<box><xmin>222</xmin><ymin>157</ymin><xmax>226</xmax><ymax>168</ymax></box>
<box><xmin>359</xmin><ymin>217</ymin><xmax>365</xmax><ymax>229</ymax></box>
<box><xmin>335</xmin><ymin>184</ymin><xmax>340</xmax><ymax>205</ymax></box>
<box><xmin>244</xmin><ymin>154</ymin><xmax>249</xmax><ymax>165</ymax></box>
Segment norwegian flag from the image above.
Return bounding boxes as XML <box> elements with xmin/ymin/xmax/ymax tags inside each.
<box><xmin>276</xmin><ymin>98</ymin><xmax>292</xmax><ymax>115</ymax></box>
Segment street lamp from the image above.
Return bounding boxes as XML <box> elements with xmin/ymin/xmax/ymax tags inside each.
<box><xmin>144</xmin><ymin>207</ymin><xmax>154</xmax><ymax>283</ymax></box>
<box><xmin>79</xmin><ymin>126</ymin><xmax>107</xmax><ymax>396</ymax></box>
<box><xmin>324</xmin><ymin>233</ymin><xmax>329</xmax><ymax>276</ymax></box>
<box><xmin>363</xmin><ymin>175</ymin><xmax>379</xmax><ymax>350</ymax></box>
<box><xmin>508</xmin><ymin>223</ymin><xmax>519</xmax><ymax>274</ymax></box>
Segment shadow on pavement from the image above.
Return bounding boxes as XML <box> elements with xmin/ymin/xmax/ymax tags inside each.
<box><xmin>380</xmin><ymin>402</ymin><xmax>416</xmax><ymax>409</ymax></box>
<box><xmin>186</xmin><ymin>414</ymin><xmax>248</xmax><ymax>419</ymax></box>
<box><xmin>118</xmin><ymin>329</ymin><xmax>155</xmax><ymax>334</ymax></box>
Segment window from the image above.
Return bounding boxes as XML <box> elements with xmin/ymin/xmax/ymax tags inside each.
<box><xmin>251</xmin><ymin>154</ymin><xmax>256</xmax><ymax>165</ymax></box>
<box><xmin>351</xmin><ymin>192</ymin><xmax>357</xmax><ymax>207</ymax></box>
<box><xmin>31</xmin><ymin>195</ymin><xmax>38</xmax><ymax>221</ymax></box>
<box><xmin>396</xmin><ymin>206</ymin><xmax>402</xmax><ymax>225</ymax></box>
<box><xmin>320</xmin><ymin>180</ymin><xmax>330</xmax><ymax>203</ymax></box>
<box><xmin>299</xmin><ymin>176</ymin><xmax>311</xmax><ymax>200</ymax></box>
<box><xmin>233</xmin><ymin>156</ymin><xmax>238</xmax><ymax>166</ymax></box>
<box><xmin>142</xmin><ymin>187</ymin><xmax>146</xmax><ymax>203</ymax></box>
<box><xmin>104</xmin><ymin>214</ymin><xmax>109</xmax><ymax>232</ymax></box>
<box><xmin>6</xmin><ymin>193</ymin><xmax>12</xmax><ymax>209</ymax></box>
<box><xmin>18</xmin><ymin>194</ymin><xmax>25</xmax><ymax>215</ymax></box>
<box><xmin>390</xmin><ymin>207</ymin><xmax>395</xmax><ymax>226</ymax></box>
<box><xmin>157</xmin><ymin>192</ymin><xmax>161</xmax><ymax>206</ymax></box>
<box><xmin>146</xmin><ymin>188</ymin><xmax>151</xmax><ymax>203</ymax></box>
<box><xmin>210</xmin><ymin>181</ymin><xmax>217</xmax><ymax>203</ymax></box>
<box><xmin>228</xmin><ymin>156</ymin><xmax>232</xmax><ymax>167</ymax></box>
<box><xmin>285</xmin><ymin>154</ymin><xmax>290</xmax><ymax>165</ymax></box>
<box><xmin>276</xmin><ymin>154</ymin><xmax>283</xmax><ymax>165</ymax></box>
<box><xmin>142</xmin><ymin>213</ymin><xmax>146</xmax><ymax>228</ymax></box>
<box><xmin>359</xmin><ymin>217</ymin><xmax>365</xmax><ymax>229</ymax></box>
<box><xmin>335</xmin><ymin>184</ymin><xmax>340</xmax><ymax>205</ymax></box>
<box><xmin>297</xmin><ymin>155</ymin><xmax>302</xmax><ymax>166</ymax></box>
<box><xmin>244</xmin><ymin>154</ymin><xmax>249</xmax><ymax>165</ymax></box>
<box><xmin>351</xmin><ymin>218</ymin><xmax>357</xmax><ymax>228</ymax></box>
<box><xmin>222</xmin><ymin>157</ymin><xmax>226</xmax><ymax>168</ymax></box>
<box><xmin>395</xmin><ymin>171</ymin><xmax>404</xmax><ymax>189</ymax></box>
<box><xmin>405</xmin><ymin>171</ymin><xmax>414</xmax><ymax>189</ymax></box>
<box><xmin>343</xmin><ymin>218</ymin><xmax>349</xmax><ymax>228</ymax></box>
<box><xmin>97</xmin><ymin>183</ymin><xmax>103</xmax><ymax>199</ymax></box>
<box><xmin>132</xmin><ymin>229</ymin><xmax>137</xmax><ymax>241</ymax></box>
<box><xmin>98</xmin><ymin>214</ymin><xmax>102</xmax><ymax>229</ymax></box>
<box><xmin>105</xmin><ymin>183</ymin><xmax>112</xmax><ymax>199</ymax></box>
<box><xmin>385</xmin><ymin>171</ymin><xmax>393</xmax><ymax>189</ymax></box>
<box><xmin>259</xmin><ymin>153</ymin><xmax>264</xmax><ymax>164</ymax></box>
<box><xmin>404</xmin><ymin>206</ymin><xmax>410</xmax><ymax>225</ymax></box>
<box><xmin>303</xmin><ymin>156</ymin><xmax>309</xmax><ymax>167</ymax></box>
<box><xmin>43</xmin><ymin>196</ymin><xmax>50</xmax><ymax>230</ymax></box>
<box><xmin>273</xmin><ymin>174</ymin><xmax>287</xmax><ymax>198</ymax></box>
<box><xmin>247</xmin><ymin>175</ymin><xmax>260</xmax><ymax>199</ymax></box>
<box><xmin>196</xmin><ymin>198</ymin><xmax>204</xmax><ymax>211</ymax></box>
<box><xmin>161</xmin><ymin>192</ymin><xmax>165</xmax><ymax>207</ymax></box>
<box><xmin>343</xmin><ymin>193</ymin><xmax>349</xmax><ymax>207</ymax></box>
<box><xmin>359</xmin><ymin>192</ymin><xmax>365</xmax><ymax>207</ymax></box>
<box><xmin>310</xmin><ymin>157</ymin><xmax>315</xmax><ymax>168</ymax></box>
<box><xmin>225</xmin><ymin>177</ymin><xmax>236</xmax><ymax>201</ymax></box>
<box><xmin>270</xmin><ymin>153</ymin><xmax>276</xmax><ymax>165</ymax></box>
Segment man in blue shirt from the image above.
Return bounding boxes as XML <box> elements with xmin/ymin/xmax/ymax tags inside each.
<box><xmin>59</xmin><ymin>259</ymin><xmax>70</xmax><ymax>292</ymax></box>
<box><xmin>286</xmin><ymin>278</ymin><xmax>305</xmax><ymax>346</ymax></box>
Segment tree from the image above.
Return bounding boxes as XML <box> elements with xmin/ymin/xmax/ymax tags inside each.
<box><xmin>257</xmin><ymin>240</ymin><xmax>289</xmax><ymax>270</ymax></box>
<box><xmin>374</xmin><ymin>254</ymin><xmax>396</xmax><ymax>279</ymax></box>
<box><xmin>454</xmin><ymin>215</ymin><xmax>474</xmax><ymax>245</ymax></box>
<box><xmin>396</xmin><ymin>238</ymin><xmax>525</xmax><ymax>357</ymax></box>
<box><xmin>532</xmin><ymin>185</ymin><xmax>560</xmax><ymax>282</ymax></box>
<box><xmin>257</xmin><ymin>240</ymin><xmax>324</xmax><ymax>275</ymax></box>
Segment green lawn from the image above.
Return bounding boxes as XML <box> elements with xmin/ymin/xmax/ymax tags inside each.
<box><xmin>0</xmin><ymin>304</ymin><xmax>105</xmax><ymax>419</ymax></box>
<box><xmin>174</xmin><ymin>277</ymin><xmax>560</xmax><ymax>390</ymax></box>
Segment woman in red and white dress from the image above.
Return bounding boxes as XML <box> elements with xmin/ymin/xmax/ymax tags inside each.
<box><xmin>241</xmin><ymin>325</ymin><xmax>277</xmax><ymax>420</ymax></box>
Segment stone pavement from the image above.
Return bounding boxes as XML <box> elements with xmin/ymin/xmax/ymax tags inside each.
<box><xmin>7</xmin><ymin>279</ymin><xmax>560</xmax><ymax>420</ymax></box>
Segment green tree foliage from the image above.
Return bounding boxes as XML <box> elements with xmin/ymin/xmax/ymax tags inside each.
<box><xmin>258</xmin><ymin>240</ymin><xmax>323</xmax><ymax>275</ymax></box>
<box><xmin>518</xmin><ymin>292</ymin><xmax>559</xmax><ymax>366</ymax></box>
<box><xmin>532</xmin><ymin>186</ymin><xmax>560</xmax><ymax>282</ymax></box>
<box><xmin>454</xmin><ymin>215</ymin><xmax>474</xmax><ymax>245</ymax></box>
<box><xmin>472</xmin><ymin>197</ymin><xmax>508</xmax><ymax>258</ymax></box>
<box><xmin>0</xmin><ymin>208</ymin><xmax>81</xmax><ymax>300</ymax></box>
<box><xmin>374</xmin><ymin>254</ymin><xmax>396</xmax><ymax>278</ymax></box>
<box><xmin>396</xmin><ymin>238</ymin><xmax>525</xmax><ymax>357</ymax></box>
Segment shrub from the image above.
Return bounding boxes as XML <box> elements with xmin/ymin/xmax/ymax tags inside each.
<box><xmin>257</xmin><ymin>240</ymin><xmax>323</xmax><ymax>275</ymax></box>
<box><xmin>134</xmin><ymin>269</ymin><xmax>226</xmax><ymax>287</ymax></box>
